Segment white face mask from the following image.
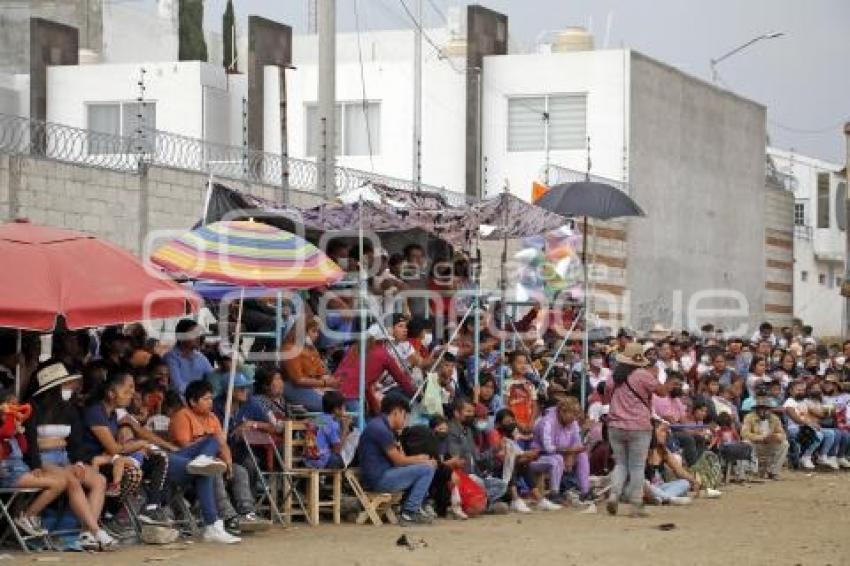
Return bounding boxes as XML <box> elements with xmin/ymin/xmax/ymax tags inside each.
<box><xmin>60</xmin><ymin>389</ymin><xmax>73</xmax><ymax>401</ymax></box>
<box><xmin>590</xmin><ymin>358</ymin><xmax>604</xmax><ymax>369</ymax></box>
<box><xmin>336</xmin><ymin>258</ymin><xmax>350</xmax><ymax>269</ymax></box>
<box><xmin>421</xmin><ymin>332</ymin><xmax>433</xmax><ymax>348</ymax></box>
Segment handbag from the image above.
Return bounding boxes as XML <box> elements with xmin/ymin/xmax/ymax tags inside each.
<box><xmin>454</xmin><ymin>469</ymin><xmax>487</xmax><ymax>517</ymax></box>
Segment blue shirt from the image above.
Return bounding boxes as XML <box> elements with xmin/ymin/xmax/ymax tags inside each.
<box><xmin>164</xmin><ymin>347</ymin><xmax>214</xmax><ymax>395</ymax></box>
<box><xmin>305</xmin><ymin>414</ymin><xmax>341</xmax><ymax>469</ymax></box>
<box><xmin>80</xmin><ymin>403</ymin><xmax>118</xmax><ymax>464</ymax></box>
<box><xmin>358</xmin><ymin>415</ymin><xmax>397</xmax><ymax>490</ymax></box>
<box><xmin>213</xmin><ymin>395</ymin><xmax>269</xmax><ymax>433</ymax></box>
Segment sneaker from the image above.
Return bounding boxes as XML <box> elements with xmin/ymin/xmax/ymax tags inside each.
<box><xmin>605</xmin><ymin>500</ymin><xmax>618</xmax><ymax>516</ymax></box>
<box><xmin>668</xmin><ymin>496</ymin><xmax>692</xmax><ymax>506</ymax></box>
<box><xmin>78</xmin><ymin>531</ymin><xmax>101</xmax><ymax>551</ymax></box>
<box><xmin>448</xmin><ymin>505</ymin><xmax>468</xmax><ymax>520</ymax></box>
<box><xmin>800</xmin><ymin>456</ymin><xmax>815</xmax><ymax>470</ymax></box>
<box><xmin>704</xmin><ymin>488</ymin><xmax>722</xmax><ymax>499</ymax></box>
<box><xmin>203</xmin><ymin>520</ymin><xmax>241</xmax><ymax>544</ymax></box>
<box><xmin>14</xmin><ymin>514</ymin><xmax>46</xmax><ymax>537</ymax></box>
<box><xmin>139</xmin><ymin>506</ymin><xmax>173</xmax><ymax>526</ymax></box>
<box><xmin>838</xmin><ymin>457</ymin><xmax>850</xmax><ymax>469</ymax></box>
<box><xmin>94</xmin><ymin>529</ymin><xmax>118</xmax><ymax>551</ymax></box>
<box><xmin>536</xmin><ymin>498</ymin><xmax>562</xmax><ymax>512</ymax></box>
<box><xmin>188</xmin><ymin>455</ymin><xmax>227</xmax><ymax>476</ymax></box>
<box><xmin>488</xmin><ymin>502</ymin><xmax>510</xmax><ymax>515</ymax></box>
<box><xmin>237</xmin><ymin>512</ymin><xmax>271</xmax><ymax>533</ymax></box>
<box><xmin>223</xmin><ymin>516</ymin><xmax>242</xmax><ymax>536</ymax></box>
<box><xmin>105</xmin><ymin>482</ymin><xmax>122</xmax><ymax>498</ymax></box>
<box><xmin>421</xmin><ymin>503</ymin><xmax>438</xmax><ymax>520</ymax></box>
<box><xmin>820</xmin><ymin>456</ymin><xmax>840</xmax><ymax>470</ymax></box>
<box><xmin>547</xmin><ymin>492</ymin><xmax>567</xmax><ymax>505</ymax></box>
<box><xmin>510</xmin><ymin>498</ymin><xmax>532</xmax><ymax>514</ymax></box>
<box><xmin>399</xmin><ymin>510</ymin><xmax>433</xmax><ymax>526</ymax></box>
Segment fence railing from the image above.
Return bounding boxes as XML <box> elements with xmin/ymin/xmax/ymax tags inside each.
<box><xmin>546</xmin><ymin>163</ymin><xmax>630</xmax><ymax>194</ymax></box>
<box><xmin>0</xmin><ymin>113</ymin><xmax>469</xmax><ymax>205</ymax></box>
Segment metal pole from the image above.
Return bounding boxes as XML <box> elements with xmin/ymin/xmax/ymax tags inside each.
<box><xmin>318</xmin><ymin>0</ymin><xmax>336</xmax><ymax>197</ymax></box>
<box><xmin>412</xmin><ymin>0</ymin><xmax>422</xmax><ymax>190</ymax></box>
<box><xmin>14</xmin><ymin>330</ymin><xmax>21</xmax><ymax>399</ymax></box>
<box><xmin>358</xmin><ymin>196</ymin><xmax>367</xmax><ymax>429</ymax></box>
<box><xmin>472</xmin><ymin>248</ymin><xmax>481</xmax><ymax>392</ymax></box>
<box><xmin>581</xmin><ymin>216</ymin><xmax>589</xmax><ymax>409</ymax></box>
<box><xmin>280</xmin><ymin>66</ymin><xmax>291</xmax><ymax>203</ymax></box>
<box><xmin>223</xmin><ymin>287</ymin><xmax>245</xmax><ymax>435</ymax></box>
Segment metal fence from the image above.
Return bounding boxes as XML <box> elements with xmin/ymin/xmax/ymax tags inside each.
<box><xmin>0</xmin><ymin>113</ymin><xmax>469</xmax><ymax>205</ymax></box>
<box><xmin>546</xmin><ymin>163</ymin><xmax>630</xmax><ymax>194</ymax></box>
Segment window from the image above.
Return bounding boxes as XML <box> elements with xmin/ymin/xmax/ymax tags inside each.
<box><xmin>836</xmin><ymin>182</ymin><xmax>847</xmax><ymax>231</ymax></box>
<box><xmin>819</xmin><ymin>273</ymin><xmax>826</xmax><ymax>285</ymax></box>
<box><xmin>794</xmin><ymin>203</ymin><xmax>805</xmax><ymax>227</ymax></box>
<box><xmin>507</xmin><ymin>94</ymin><xmax>586</xmax><ymax>152</ymax></box>
<box><xmin>817</xmin><ymin>172</ymin><xmax>830</xmax><ymax>228</ymax></box>
<box><xmin>86</xmin><ymin>101</ymin><xmax>156</xmax><ymax>154</ymax></box>
<box><xmin>801</xmin><ymin>270</ymin><xmax>808</xmax><ymax>282</ymax></box>
<box><xmin>305</xmin><ymin>102</ymin><xmax>380</xmax><ymax>157</ymax></box>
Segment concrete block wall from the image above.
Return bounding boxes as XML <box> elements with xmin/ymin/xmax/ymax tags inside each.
<box><xmin>763</xmin><ymin>184</ymin><xmax>795</xmax><ymax>327</ymax></box>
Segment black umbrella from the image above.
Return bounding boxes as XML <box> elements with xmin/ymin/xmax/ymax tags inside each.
<box><xmin>534</xmin><ymin>181</ymin><xmax>645</xmax><ymax>220</ymax></box>
<box><xmin>534</xmin><ymin>180</ymin><xmax>645</xmax><ymax>408</ymax></box>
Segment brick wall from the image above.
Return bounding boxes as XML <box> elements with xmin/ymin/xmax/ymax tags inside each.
<box><xmin>763</xmin><ymin>183</ymin><xmax>795</xmax><ymax>326</ymax></box>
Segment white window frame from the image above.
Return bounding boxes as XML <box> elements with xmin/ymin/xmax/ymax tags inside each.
<box><xmin>793</xmin><ymin>202</ymin><xmax>806</xmax><ymax>227</ymax></box>
<box><xmin>305</xmin><ymin>101</ymin><xmax>381</xmax><ymax>157</ymax></box>
<box><xmin>506</xmin><ymin>93</ymin><xmax>587</xmax><ymax>153</ymax></box>
<box><xmin>86</xmin><ymin>100</ymin><xmax>157</xmax><ymax>155</ymax></box>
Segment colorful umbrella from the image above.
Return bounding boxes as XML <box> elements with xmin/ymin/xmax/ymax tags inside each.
<box><xmin>150</xmin><ymin>220</ymin><xmax>344</xmax><ymax>289</ymax></box>
<box><xmin>151</xmin><ymin>220</ymin><xmax>343</xmax><ymax>433</ymax></box>
<box><xmin>0</xmin><ymin>220</ymin><xmax>199</xmax><ymax>331</ymax></box>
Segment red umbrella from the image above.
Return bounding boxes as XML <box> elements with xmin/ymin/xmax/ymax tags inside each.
<box><xmin>0</xmin><ymin>220</ymin><xmax>199</xmax><ymax>331</ymax></box>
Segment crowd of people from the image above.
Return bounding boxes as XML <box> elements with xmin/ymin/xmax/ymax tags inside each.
<box><xmin>1</xmin><ymin>240</ymin><xmax>849</xmax><ymax>552</ymax></box>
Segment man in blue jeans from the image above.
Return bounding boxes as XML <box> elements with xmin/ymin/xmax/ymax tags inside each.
<box><xmin>358</xmin><ymin>394</ymin><xmax>436</xmax><ymax>525</ymax></box>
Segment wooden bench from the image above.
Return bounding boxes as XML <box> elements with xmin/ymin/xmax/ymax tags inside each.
<box><xmin>281</xmin><ymin>420</ymin><xmax>343</xmax><ymax>526</ymax></box>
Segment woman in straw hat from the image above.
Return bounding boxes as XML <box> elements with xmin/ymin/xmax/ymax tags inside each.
<box><xmin>602</xmin><ymin>342</ymin><xmax>661</xmax><ymax>518</ymax></box>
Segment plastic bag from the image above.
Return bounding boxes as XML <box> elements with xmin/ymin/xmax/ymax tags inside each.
<box><xmin>420</xmin><ymin>372</ymin><xmax>444</xmax><ymax>417</ymax></box>
<box><xmin>455</xmin><ymin>470</ymin><xmax>487</xmax><ymax>517</ymax></box>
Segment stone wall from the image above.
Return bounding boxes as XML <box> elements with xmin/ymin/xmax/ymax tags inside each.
<box><xmin>0</xmin><ymin>153</ymin><xmax>324</xmax><ymax>254</ymax></box>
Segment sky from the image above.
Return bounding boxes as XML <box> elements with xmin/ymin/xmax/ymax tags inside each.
<box><xmin>190</xmin><ymin>0</ymin><xmax>849</xmax><ymax>163</ymax></box>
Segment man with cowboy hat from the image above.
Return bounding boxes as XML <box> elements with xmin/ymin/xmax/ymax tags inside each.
<box><xmin>741</xmin><ymin>396</ymin><xmax>788</xmax><ymax>479</ymax></box>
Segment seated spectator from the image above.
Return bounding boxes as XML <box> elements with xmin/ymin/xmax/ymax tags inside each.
<box><xmin>446</xmin><ymin>396</ymin><xmax>509</xmax><ymax>513</ymax></box>
<box><xmin>280</xmin><ymin>316</ymin><xmax>338</xmax><ymax>412</ymax></box>
<box><xmin>211</xmin><ymin>375</ymin><xmax>274</xmax><ymax>533</ymax></box>
<box><xmin>821</xmin><ymin>375</ymin><xmax>850</xmax><ymax>468</ymax></box>
<box><xmin>305</xmin><ymin>390</ymin><xmax>352</xmax><ymax>470</ymax></box>
<box><xmin>643</xmin><ymin>422</ymin><xmax>698</xmax><ymax>506</ymax></box>
<box><xmin>783</xmin><ymin>380</ymin><xmax>835</xmax><ymax>470</ymax></box>
<box><xmin>1</xmin><ymin>386</ymin><xmax>115</xmax><ymax>551</ymax></box>
<box><xmin>652</xmin><ymin>374</ymin><xmax>702</xmax><ymax>466</ymax></box>
<box><xmin>357</xmin><ymin>395</ymin><xmax>435</xmax><ymax>525</ymax></box>
<box><xmin>253</xmin><ymin>367</ymin><xmax>288</xmax><ymax>426</ymax></box>
<box><xmin>745</xmin><ymin>356</ymin><xmax>771</xmax><ymax>403</ymax></box>
<box><xmin>337</xmin><ymin>330</ymin><xmax>416</xmax><ymax>414</ymax></box>
<box><xmin>804</xmin><ymin>381</ymin><xmax>844</xmax><ymax>469</ymax></box>
<box><xmin>164</xmin><ymin>319</ymin><xmax>214</xmax><ymax>396</ymax></box>
<box><xmin>501</xmin><ymin>352</ymin><xmax>539</xmax><ymax>433</ymax></box>
<box><xmin>475</xmin><ymin>374</ymin><xmax>504</xmax><ymax>427</ymax></box>
<box><xmin>741</xmin><ymin>396</ymin><xmax>788</xmax><ymax>479</ymax></box>
<box><xmin>531</xmin><ymin>397</ymin><xmax>591</xmax><ymax>501</ymax></box>
<box><xmin>155</xmin><ymin>380</ymin><xmax>240</xmax><ymax>544</ymax></box>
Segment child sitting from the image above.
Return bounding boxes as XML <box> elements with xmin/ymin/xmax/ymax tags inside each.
<box><xmin>304</xmin><ymin>391</ymin><xmax>351</xmax><ymax>470</ymax></box>
<box><xmin>501</xmin><ymin>352</ymin><xmax>539</xmax><ymax>433</ymax></box>
<box><xmin>709</xmin><ymin>412</ymin><xmax>739</xmax><ymax>449</ymax></box>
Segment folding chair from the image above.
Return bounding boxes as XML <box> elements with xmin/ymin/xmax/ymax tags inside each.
<box><xmin>241</xmin><ymin>429</ymin><xmax>290</xmax><ymax>524</ymax></box>
<box><xmin>343</xmin><ymin>469</ymin><xmax>402</xmax><ymax>526</ymax></box>
<box><xmin>0</xmin><ymin>487</ymin><xmax>49</xmax><ymax>553</ymax></box>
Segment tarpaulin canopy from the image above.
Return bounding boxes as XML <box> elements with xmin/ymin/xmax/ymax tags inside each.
<box><xmin>0</xmin><ymin>220</ymin><xmax>200</xmax><ymax>331</ymax></box>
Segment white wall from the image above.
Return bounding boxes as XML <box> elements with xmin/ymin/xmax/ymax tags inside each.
<box><xmin>47</xmin><ymin>62</ymin><xmax>230</xmax><ymax>141</ymax></box>
<box><xmin>481</xmin><ymin>49</ymin><xmax>629</xmax><ymax>199</ymax></box>
<box><xmin>770</xmin><ymin>147</ymin><xmax>845</xmax><ymax>335</ymax></box>
<box><xmin>102</xmin><ymin>2</ymin><xmax>178</xmax><ymax>64</ymax></box>
<box><xmin>0</xmin><ymin>73</ymin><xmax>29</xmax><ymax>118</ymax></box>
<box><xmin>287</xmin><ymin>29</ymin><xmax>466</xmax><ymax>191</ymax></box>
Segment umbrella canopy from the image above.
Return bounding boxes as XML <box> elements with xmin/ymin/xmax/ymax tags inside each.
<box><xmin>535</xmin><ymin>181</ymin><xmax>645</xmax><ymax>220</ymax></box>
<box><xmin>151</xmin><ymin>220</ymin><xmax>344</xmax><ymax>289</ymax></box>
<box><xmin>0</xmin><ymin>220</ymin><xmax>199</xmax><ymax>331</ymax></box>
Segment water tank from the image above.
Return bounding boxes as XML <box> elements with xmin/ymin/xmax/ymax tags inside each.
<box><xmin>551</xmin><ymin>27</ymin><xmax>594</xmax><ymax>53</ymax></box>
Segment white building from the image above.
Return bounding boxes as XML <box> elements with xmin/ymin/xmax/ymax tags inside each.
<box><xmin>769</xmin><ymin>147</ymin><xmax>847</xmax><ymax>336</ymax></box>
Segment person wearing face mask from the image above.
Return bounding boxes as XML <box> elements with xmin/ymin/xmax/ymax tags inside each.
<box><xmin>741</xmin><ymin>396</ymin><xmax>788</xmax><ymax>479</ymax></box>
<box><xmin>588</xmin><ymin>350</ymin><xmax>612</xmax><ymax>392</ymax></box>
<box><xmin>446</xmin><ymin>396</ymin><xmax>509</xmax><ymax>514</ymax></box>
<box><xmin>820</xmin><ymin>375</ymin><xmax>850</xmax><ymax>468</ymax></box>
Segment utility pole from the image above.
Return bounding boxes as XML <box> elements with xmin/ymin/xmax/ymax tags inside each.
<box><xmin>412</xmin><ymin>0</ymin><xmax>422</xmax><ymax>190</ymax></box>
<box><xmin>317</xmin><ymin>0</ymin><xmax>336</xmax><ymax>197</ymax></box>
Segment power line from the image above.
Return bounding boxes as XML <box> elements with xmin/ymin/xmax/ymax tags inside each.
<box><xmin>353</xmin><ymin>0</ymin><xmax>375</xmax><ymax>171</ymax></box>
<box><xmin>768</xmin><ymin>117</ymin><xmax>849</xmax><ymax>136</ymax></box>
<box><xmin>397</xmin><ymin>0</ymin><xmax>464</xmax><ymax>74</ymax></box>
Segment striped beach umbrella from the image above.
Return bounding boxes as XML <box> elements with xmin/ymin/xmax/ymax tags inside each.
<box><xmin>150</xmin><ymin>220</ymin><xmax>343</xmax><ymax>289</ymax></box>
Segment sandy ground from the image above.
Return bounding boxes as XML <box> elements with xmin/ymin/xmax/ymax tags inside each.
<box><xmin>25</xmin><ymin>471</ymin><xmax>850</xmax><ymax>566</ymax></box>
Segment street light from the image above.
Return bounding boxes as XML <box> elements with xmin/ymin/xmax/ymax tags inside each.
<box><xmin>710</xmin><ymin>31</ymin><xmax>784</xmax><ymax>84</ymax></box>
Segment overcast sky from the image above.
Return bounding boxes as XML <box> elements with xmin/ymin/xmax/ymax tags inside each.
<box><xmin>197</xmin><ymin>0</ymin><xmax>848</xmax><ymax>163</ymax></box>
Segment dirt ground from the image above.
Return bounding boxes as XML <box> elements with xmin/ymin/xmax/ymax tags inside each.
<box><xmin>36</xmin><ymin>472</ymin><xmax>850</xmax><ymax>566</ymax></box>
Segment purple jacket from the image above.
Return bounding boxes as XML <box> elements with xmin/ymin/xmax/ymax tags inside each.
<box><xmin>532</xmin><ymin>406</ymin><xmax>582</xmax><ymax>454</ymax></box>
